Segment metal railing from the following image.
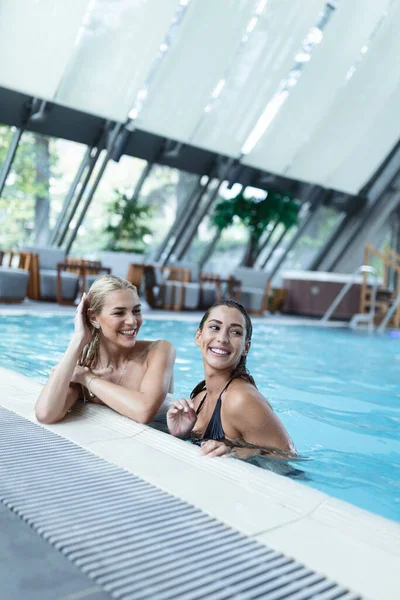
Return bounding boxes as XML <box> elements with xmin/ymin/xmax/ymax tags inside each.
<box><xmin>377</xmin><ymin>292</ymin><xmax>400</xmax><ymax>332</ymax></box>
<box><xmin>321</xmin><ymin>265</ymin><xmax>378</xmax><ymax>332</ymax></box>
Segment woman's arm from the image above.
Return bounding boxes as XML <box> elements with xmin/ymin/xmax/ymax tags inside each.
<box><xmin>75</xmin><ymin>340</ymin><xmax>176</xmax><ymax>424</ymax></box>
<box><xmin>35</xmin><ymin>295</ymin><xmax>90</xmax><ymax>424</ymax></box>
<box><xmin>225</xmin><ymin>385</ymin><xmax>296</xmax><ymax>454</ymax></box>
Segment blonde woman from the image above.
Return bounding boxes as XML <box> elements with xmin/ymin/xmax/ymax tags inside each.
<box><xmin>35</xmin><ymin>275</ymin><xmax>175</xmax><ymax>424</ymax></box>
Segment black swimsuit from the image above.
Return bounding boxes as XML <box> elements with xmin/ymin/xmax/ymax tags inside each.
<box><xmin>196</xmin><ymin>379</ymin><xmax>233</xmax><ymax>441</ymax></box>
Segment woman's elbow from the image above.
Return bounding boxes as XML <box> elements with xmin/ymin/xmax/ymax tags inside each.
<box><xmin>131</xmin><ymin>404</ymin><xmax>160</xmax><ymax>425</ymax></box>
<box><xmin>35</xmin><ymin>403</ymin><xmax>62</xmax><ymax>425</ymax></box>
<box><xmin>134</xmin><ymin>410</ymin><xmax>155</xmax><ymax>425</ymax></box>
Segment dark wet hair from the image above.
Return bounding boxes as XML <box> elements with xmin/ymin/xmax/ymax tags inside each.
<box><xmin>190</xmin><ymin>299</ymin><xmax>257</xmax><ymax>399</ymax></box>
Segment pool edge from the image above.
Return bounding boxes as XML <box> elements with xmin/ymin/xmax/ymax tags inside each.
<box><xmin>2</xmin><ymin>366</ymin><xmax>399</xmax><ymax>599</ymax></box>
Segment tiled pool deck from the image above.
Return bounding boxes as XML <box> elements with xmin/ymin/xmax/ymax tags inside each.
<box><xmin>1</xmin><ymin>300</ymin><xmax>399</xmax><ymax>599</ymax></box>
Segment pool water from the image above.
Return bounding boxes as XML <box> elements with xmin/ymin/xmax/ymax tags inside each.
<box><xmin>1</xmin><ymin>314</ymin><xmax>399</xmax><ymax>523</ymax></box>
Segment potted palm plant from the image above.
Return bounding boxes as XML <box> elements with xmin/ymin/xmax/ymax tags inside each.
<box><xmin>213</xmin><ymin>189</ymin><xmax>299</xmax><ymax>267</ymax></box>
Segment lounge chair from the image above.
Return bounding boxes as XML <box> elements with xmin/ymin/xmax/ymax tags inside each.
<box><xmin>230</xmin><ymin>267</ymin><xmax>271</xmax><ymax>315</ymax></box>
<box><xmin>20</xmin><ymin>246</ymin><xmax>80</xmax><ymax>304</ymax></box>
<box><xmin>63</xmin><ymin>258</ymin><xmax>111</xmax><ymax>293</ymax></box>
<box><xmin>160</xmin><ymin>262</ymin><xmax>221</xmax><ymax>311</ymax></box>
<box><xmin>0</xmin><ymin>251</ymin><xmax>31</xmax><ymax>303</ymax></box>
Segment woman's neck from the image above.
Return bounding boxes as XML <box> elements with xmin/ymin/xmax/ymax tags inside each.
<box><xmin>203</xmin><ymin>366</ymin><xmax>233</xmax><ymax>397</ymax></box>
<box><xmin>98</xmin><ymin>341</ymin><xmax>134</xmax><ymax>369</ymax></box>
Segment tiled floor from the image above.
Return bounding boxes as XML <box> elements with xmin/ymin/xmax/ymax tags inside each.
<box><xmin>0</xmin><ymin>501</ymin><xmax>110</xmax><ymax>600</ymax></box>
<box><xmin>2</xmin><ymin>366</ymin><xmax>400</xmax><ymax>599</ymax></box>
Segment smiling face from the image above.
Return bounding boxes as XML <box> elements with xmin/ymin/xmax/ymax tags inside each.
<box><xmin>90</xmin><ymin>288</ymin><xmax>143</xmax><ymax>348</ymax></box>
<box><xmin>195</xmin><ymin>305</ymin><xmax>250</xmax><ymax>372</ymax></box>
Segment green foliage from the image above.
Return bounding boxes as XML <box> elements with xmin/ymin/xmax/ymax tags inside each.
<box><xmin>105</xmin><ymin>188</ymin><xmax>153</xmax><ymax>253</ymax></box>
<box><xmin>0</xmin><ymin>126</ymin><xmax>58</xmax><ymax>248</ymax></box>
<box><xmin>213</xmin><ymin>189</ymin><xmax>299</xmax><ymax>266</ymax></box>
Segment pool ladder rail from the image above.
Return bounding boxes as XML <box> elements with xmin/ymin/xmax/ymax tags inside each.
<box><xmin>377</xmin><ymin>291</ymin><xmax>400</xmax><ymax>332</ymax></box>
<box><xmin>321</xmin><ymin>265</ymin><xmax>378</xmax><ymax>332</ymax></box>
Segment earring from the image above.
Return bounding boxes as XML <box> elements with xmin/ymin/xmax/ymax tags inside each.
<box><xmin>94</xmin><ymin>324</ymin><xmax>100</xmax><ymax>330</ymax></box>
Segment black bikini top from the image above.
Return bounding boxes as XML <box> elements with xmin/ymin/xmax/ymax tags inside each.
<box><xmin>196</xmin><ymin>379</ymin><xmax>233</xmax><ymax>441</ymax></box>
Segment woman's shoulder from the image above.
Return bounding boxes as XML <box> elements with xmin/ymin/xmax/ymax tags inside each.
<box><xmin>225</xmin><ymin>378</ymin><xmax>270</xmax><ymax>411</ymax></box>
<box><xmin>139</xmin><ymin>339</ymin><xmax>175</xmax><ymax>359</ymax></box>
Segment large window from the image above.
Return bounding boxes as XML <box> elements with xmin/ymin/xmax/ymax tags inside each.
<box><xmin>69</xmin><ymin>153</ymin><xmax>146</xmax><ymax>257</ymax></box>
<box><xmin>0</xmin><ymin>126</ymin><xmax>86</xmax><ymax>249</ymax></box>
<box><xmin>71</xmin><ymin>160</ymin><xmax>198</xmax><ymax>260</ymax></box>
<box><xmin>271</xmin><ymin>205</ymin><xmax>345</xmax><ymax>285</ymax></box>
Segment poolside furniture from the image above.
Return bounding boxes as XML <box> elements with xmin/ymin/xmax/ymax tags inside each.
<box><xmin>0</xmin><ymin>250</ymin><xmax>32</xmax><ymax>303</ymax></box>
<box><xmin>126</xmin><ymin>262</ymin><xmax>147</xmax><ymax>295</ymax></box>
<box><xmin>268</xmin><ymin>287</ymin><xmax>287</xmax><ymax>313</ymax></box>
<box><xmin>160</xmin><ymin>262</ymin><xmax>221</xmax><ymax>311</ymax></box>
<box><xmin>20</xmin><ymin>245</ymin><xmax>80</xmax><ymax>304</ymax></box>
<box><xmin>161</xmin><ymin>265</ymin><xmax>191</xmax><ymax>310</ymax></box>
<box><xmin>62</xmin><ymin>258</ymin><xmax>112</xmax><ymax>294</ymax></box>
<box><xmin>99</xmin><ymin>251</ymin><xmax>144</xmax><ymax>279</ymax></box>
<box><xmin>230</xmin><ymin>267</ymin><xmax>271</xmax><ymax>315</ymax></box>
<box><xmin>282</xmin><ymin>270</ymin><xmax>367</xmax><ymax>319</ymax></box>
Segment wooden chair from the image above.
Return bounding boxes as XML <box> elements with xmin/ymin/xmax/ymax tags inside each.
<box><xmin>20</xmin><ymin>246</ymin><xmax>80</xmax><ymax>305</ymax></box>
<box><xmin>61</xmin><ymin>258</ymin><xmax>111</xmax><ymax>300</ymax></box>
<box><xmin>126</xmin><ymin>263</ymin><xmax>147</xmax><ymax>290</ymax></box>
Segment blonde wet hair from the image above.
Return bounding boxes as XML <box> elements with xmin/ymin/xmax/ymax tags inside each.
<box><xmin>79</xmin><ymin>274</ymin><xmax>138</xmax><ymax>369</ymax></box>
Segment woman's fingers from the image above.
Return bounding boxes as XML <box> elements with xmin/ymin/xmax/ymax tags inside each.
<box><xmin>170</xmin><ymin>399</ymin><xmax>192</xmax><ymax>413</ymax></box>
<box><xmin>76</xmin><ymin>294</ymin><xmax>85</xmax><ymax>311</ymax></box>
<box><xmin>92</xmin><ymin>366</ymin><xmax>112</xmax><ymax>377</ymax></box>
<box><xmin>200</xmin><ymin>440</ymin><xmax>231</xmax><ymax>457</ymax></box>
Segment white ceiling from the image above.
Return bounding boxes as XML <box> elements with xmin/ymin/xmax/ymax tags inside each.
<box><xmin>0</xmin><ymin>0</ymin><xmax>399</xmax><ymax>195</ymax></box>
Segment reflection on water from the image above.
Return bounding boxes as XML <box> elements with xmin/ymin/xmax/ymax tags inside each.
<box><xmin>245</xmin><ymin>455</ymin><xmax>310</xmax><ymax>480</ymax></box>
<box><xmin>1</xmin><ymin>315</ymin><xmax>399</xmax><ymax>522</ymax></box>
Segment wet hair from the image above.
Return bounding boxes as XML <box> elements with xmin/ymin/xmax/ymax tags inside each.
<box><xmin>190</xmin><ymin>299</ymin><xmax>257</xmax><ymax>399</ymax></box>
<box><xmin>79</xmin><ymin>275</ymin><xmax>138</xmax><ymax>369</ymax></box>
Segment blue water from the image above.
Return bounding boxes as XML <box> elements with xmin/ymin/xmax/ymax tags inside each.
<box><xmin>1</xmin><ymin>314</ymin><xmax>399</xmax><ymax>523</ymax></box>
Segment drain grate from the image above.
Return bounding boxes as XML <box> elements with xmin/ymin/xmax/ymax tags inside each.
<box><xmin>0</xmin><ymin>407</ymin><xmax>361</xmax><ymax>600</ymax></box>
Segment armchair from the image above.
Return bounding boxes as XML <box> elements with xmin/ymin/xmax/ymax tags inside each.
<box><xmin>20</xmin><ymin>246</ymin><xmax>80</xmax><ymax>304</ymax></box>
<box><xmin>0</xmin><ymin>250</ymin><xmax>32</xmax><ymax>303</ymax></box>
<box><xmin>160</xmin><ymin>262</ymin><xmax>221</xmax><ymax>311</ymax></box>
<box><xmin>230</xmin><ymin>267</ymin><xmax>271</xmax><ymax>315</ymax></box>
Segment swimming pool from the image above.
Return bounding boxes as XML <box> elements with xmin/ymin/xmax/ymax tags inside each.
<box><xmin>1</xmin><ymin>314</ymin><xmax>399</xmax><ymax>523</ymax></box>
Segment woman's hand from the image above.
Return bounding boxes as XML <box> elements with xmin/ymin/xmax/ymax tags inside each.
<box><xmin>71</xmin><ymin>365</ymin><xmax>113</xmax><ymax>388</ymax></box>
<box><xmin>200</xmin><ymin>440</ymin><xmax>232</xmax><ymax>457</ymax></box>
<box><xmin>73</xmin><ymin>293</ymin><xmax>92</xmax><ymax>347</ymax></box>
<box><xmin>167</xmin><ymin>399</ymin><xmax>197</xmax><ymax>438</ymax></box>
<box><xmin>70</xmin><ymin>364</ymin><xmax>90</xmax><ymax>386</ymax></box>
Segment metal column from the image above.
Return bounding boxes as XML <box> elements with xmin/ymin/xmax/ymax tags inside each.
<box><xmin>176</xmin><ymin>159</ymin><xmax>235</xmax><ymax>261</ymax></box>
<box><xmin>0</xmin><ymin>128</ymin><xmax>24</xmax><ymax>197</ymax></box>
<box><xmin>162</xmin><ymin>177</ymin><xmax>213</xmax><ymax>264</ymax></box>
<box><xmin>65</xmin><ymin>123</ymin><xmax>124</xmax><ymax>254</ymax></box>
<box><xmin>56</xmin><ymin>141</ymin><xmax>106</xmax><ymax>248</ymax></box>
<box><xmin>264</xmin><ymin>202</ymin><xmax>323</xmax><ymax>280</ymax></box>
<box><xmin>153</xmin><ymin>175</ymin><xmax>203</xmax><ymax>263</ymax></box>
<box><xmin>198</xmin><ymin>228</ymin><xmax>222</xmax><ymax>270</ymax></box>
<box><xmin>49</xmin><ymin>145</ymin><xmax>94</xmax><ymax>245</ymax></box>
<box><xmin>252</xmin><ymin>221</ymin><xmax>279</xmax><ymax>266</ymax></box>
<box><xmin>260</xmin><ymin>226</ymin><xmax>289</xmax><ymax>270</ymax></box>
<box><xmin>308</xmin><ymin>212</ymin><xmax>349</xmax><ymax>271</ymax></box>
<box><xmin>263</xmin><ymin>187</ymin><xmax>327</xmax><ymax>277</ymax></box>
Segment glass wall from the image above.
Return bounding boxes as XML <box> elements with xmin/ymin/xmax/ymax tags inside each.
<box><xmin>202</xmin><ymin>219</ymin><xmax>248</xmax><ymax>275</ymax></box>
<box><xmin>0</xmin><ymin>125</ymin><xmax>86</xmax><ymax>249</ymax></box>
<box><xmin>271</xmin><ymin>205</ymin><xmax>345</xmax><ymax>285</ymax></box>
<box><xmin>71</xmin><ymin>159</ymin><xmax>198</xmax><ymax>261</ymax></box>
<box><xmin>184</xmin><ymin>182</ymin><xmax>250</xmax><ymax>273</ymax></box>
<box><xmin>69</xmin><ymin>153</ymin><xmax>146</xmax><ymax>257</ymax></box>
